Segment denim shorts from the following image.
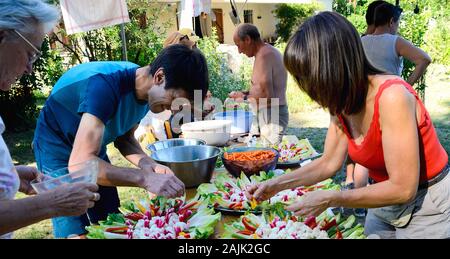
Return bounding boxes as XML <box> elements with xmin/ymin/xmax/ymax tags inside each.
<box><xmin>33</xmin><ymin>141</ymin><xmax>120</xmax><ymax>238</ymax></box>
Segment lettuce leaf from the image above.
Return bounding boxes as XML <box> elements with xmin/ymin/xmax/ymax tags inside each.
<box><xmin>120</xmin><ymin>200</ymin><xmax>139</xmax><ymax>214</ymax></box>
<box><xmin>197</xmin><ymin>183</ymin><xmax>218</xmax><ymax>196</ymax></box>
<box><xmin>85</xmin><ymin>225</ymin><xmax>106</xmax><ymax>239</ymax></box>
<box><xmin>99</xmin><ymin>213</ymin><xmax>126</xmax><ymax>226</ymax></box>
<box><xmin>210</xmin><ymin>195</ymin><xmax>231</xmax><ymax>208</ymax></box>
<box><xmin>188</xmin><ymin>204</ymin><xmax>221</xmax><ymax>239</ymax></box>
<box><xmin>236</xmin><ymin>172</ymin><xmax>251</xmax><ymax>189</ymax></box>
<box><xmin>214</xmin><ymin>172</ymin><xmax>239</xmax><ymax>190</ymax></box>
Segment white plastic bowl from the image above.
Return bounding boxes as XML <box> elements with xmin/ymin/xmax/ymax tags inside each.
<box><xmin>181</xmin><ymin>120</ymin><xmax>232</xmax><ymax>146</ymax></box>
<box><xmin>213</xmin><ymin>110</ymin><xmax>253</xmax><ymax>134</ymax></box>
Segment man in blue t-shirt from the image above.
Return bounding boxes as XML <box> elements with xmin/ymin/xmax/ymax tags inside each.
<box><xmin>33</xmin><ymin>45</ymin><xmax>209</xmax><ymax>238</ymax></box>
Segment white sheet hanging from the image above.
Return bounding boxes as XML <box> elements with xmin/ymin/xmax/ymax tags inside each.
<box><xmin>60</xmin><ymin>0</ymin><xmax>130</xmax><ymax>35</ymax></box>
<box><xmin>180</xmin><ymin>0</ymin><xmax>194</xmax><ymax>30</ymax></box>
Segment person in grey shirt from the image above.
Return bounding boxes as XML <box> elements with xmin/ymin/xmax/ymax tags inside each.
<box><xmin>361</xmin><ymin>2</ymin><xmax>431</xmax><ymax>85</ymax></box>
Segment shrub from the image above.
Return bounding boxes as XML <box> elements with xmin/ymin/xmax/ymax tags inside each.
<box><xmin>0</xmin><ymin>38</ymin><xmax>63</xmax><ymax>131</ymax></box>
<box><xmin>423</xmin><ymin>18</ymin><xmax>450</xmax><ymax>66</ymax></box>
<box><xmin>274</xmin><ymin>39</ymin><xmax>316</xmax><ymax>114</ymax></box>
<box><xmin>347</xmin><ymin>13</ymin><xmax>367</xmax><ymax>34</ymax></box>
<box><xmin>197</xmin><ymin>29</ymin><xmax>249</xmax><ymax>101</ymax></box>
<box><xmin>272</xmin><ymin>3</ymin><xmax>323</xmax><ymax>42</ymax></box>
<box><xmin>398</xmin><ymin>8</ymin><xmax>430</xmax><ymax>100</ymax></box>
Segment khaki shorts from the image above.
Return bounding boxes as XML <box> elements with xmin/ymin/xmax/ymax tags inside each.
<box><xmin>365</xmin><ymin>166</ymin><xmax>450</xmax><ymax>239</ymax></box>
<box><xmin>250</xmin><ymin>105</ymin><xmax>289</xmax><ymax>142</ymax></box>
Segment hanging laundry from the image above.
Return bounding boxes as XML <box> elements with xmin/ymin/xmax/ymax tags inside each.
<box><xmin>60</xmin><ymin>0</ymin><xmax>130</xmax><ymax>35</ymax></box>
<box><xmin>180</xmin><ymin>0</ymin><xmax>194</xmax><ymax>30</ymax></box>
<box><xmin>193</xmin><ymin>0</ymin><xmax>212</xmax><ymax>17</ymax></box>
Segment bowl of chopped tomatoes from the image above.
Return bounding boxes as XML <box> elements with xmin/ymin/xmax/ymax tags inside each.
<box><xmin>222</xmin><ymin>147</ymin><xmax>279</xmax><ymax>177</ymax></box>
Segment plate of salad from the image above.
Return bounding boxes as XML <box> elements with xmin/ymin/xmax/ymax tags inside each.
<box><xmin>85</xmin><ymin>196</ymin><xmax>221</xmax><ymax>239</ymax></box>
<box><xmin>222</xmin><ymin>207</ymin><xmax>365</xmax><ymax>239</ymax></box>
<box><xmin>196</xmin><ymin>170</ymin><xmax>340</xmax><ymax>215</ymax></box>
<box><xmin>273</xmin><ymin>138</ymin><xmax>321</xmax><ymax>168</ymax></box>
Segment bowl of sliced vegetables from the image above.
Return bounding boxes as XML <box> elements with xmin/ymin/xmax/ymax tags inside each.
<box><xmin>222</xmin><ymin>147</ymin><xmax>279</xmax><ymax>177</ymax></box>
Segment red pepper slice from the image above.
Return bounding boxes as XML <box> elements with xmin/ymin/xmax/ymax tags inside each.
<box><xmin>105</xmin><ymin>226</ymin><xmax>128</xmax><ymax>234</ymax></box>
<box><xmin>150</xmin><ymin>205</ymin><xmax>158</xmax><ymax>216</ymax></box>
<box><xmin>234</xmin><ymin>202</ymin><xmax>243</xmax><ymax>210</ymax></box>
<box><xmin>174</xmin><ymin>199</ymin><xmax>183</xmax><ymax>209</ymax></box>
<box><xmin>320</xmin><ymin>219</ymin><xmax>337</xmax><ymax>231</ymax></box>
<box><xmin>242</xmin><ymin>217</ymin><xmax>257</xmax><ymax>232</ymax></box>
<box><xmin>304</xmin><ymin>216</ymin><xmax>317</xmax><ymax>229</ymax></box>
<box><xmin>124</xmin><ymin>212</ymin><xmax>144</xmax><ymax>221</ymax></box>
<box><xmin>179</xmin><ymin>201</ymin><xmax>198</xmax><ymax>214</ymax></box>
<box><xmin>335</xmin><ymin>229</ymin><xmax>343</xmax><ymax>239</ymax></box>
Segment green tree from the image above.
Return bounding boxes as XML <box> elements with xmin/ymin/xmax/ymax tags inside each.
<box><xmin>197</xmin><ymin>29</ymin><xmax>249</xmax><ymax>101</ymax></box>
<box><xmin>0</xmin><ymin>38</ymin><xmax>63</xmax><ymax>131</ymax></box>
<box><xmin>272</xmin><ymin>3</ymin><xmax>323</xmax><ymax>42</ymax></box>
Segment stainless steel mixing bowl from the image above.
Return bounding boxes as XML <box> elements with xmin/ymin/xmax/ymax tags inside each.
<box><xmin>146</xmin><ymin>138</ymin><xmax>206</xmax><ymax>152</ymax></box>
<box><xmin>150</xmin><ymin>145</ymin><xmax>221</xmax><ymax>188</ymax></box>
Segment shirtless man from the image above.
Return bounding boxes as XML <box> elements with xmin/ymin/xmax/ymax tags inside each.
<box><xmin>229</xmin><ymin>24</ymin><xmax>288</xmax><ymax>141</ymax></box>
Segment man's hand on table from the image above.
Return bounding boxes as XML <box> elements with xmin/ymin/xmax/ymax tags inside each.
<box><xmin>140</xmin><ymin>161</ymin><xmax>185</xmax><ymax>198</ymax></box>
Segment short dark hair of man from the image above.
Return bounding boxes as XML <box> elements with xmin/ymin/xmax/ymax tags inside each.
<box><xmin>374</xmin><ymin>2</ymin><xmax>403</xmax><ymax>27</ymax></box>
<box><xmin>365</xmin><ymin>1</ymin><xmax>386</xmax><ymax>26</ymax></box>
<box><xmin>237</xmin><ymin>23</ymin><xmax>261</xmax><ymax>41</ymax></box>
<box><xmin>149</xmin><ymin>44</ymin><xmax>209</xmax><ymax>100</ymax></box>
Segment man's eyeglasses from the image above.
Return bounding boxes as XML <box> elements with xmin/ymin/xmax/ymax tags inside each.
<box><xmin>14</xmin><ymin>30</ymin><xmax>42</xmax><ymax>64</ymax></box>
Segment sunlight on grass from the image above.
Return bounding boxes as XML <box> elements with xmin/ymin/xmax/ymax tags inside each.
<box><xmin>286</xmin><ymin>75</ymin><xmax>318</xmax><ymax>114</ymax></box>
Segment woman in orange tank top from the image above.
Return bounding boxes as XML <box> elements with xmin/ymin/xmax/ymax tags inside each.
<box><xmin>245</xmin><ymin>12</ymin><xmax>449</xmax><ymax>238</ymax></box>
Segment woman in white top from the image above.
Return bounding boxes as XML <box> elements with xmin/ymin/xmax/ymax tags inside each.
<box><xmin>0</xmin><ymin>0</ymin><xmax>99</xmax><ymax>238</ymax></box>
<box><xmin>361</xmin><ymin>2</ymin><xmax>431</xmax><ymax>85</ymax></box>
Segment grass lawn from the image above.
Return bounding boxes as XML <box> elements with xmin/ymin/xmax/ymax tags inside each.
<box><xmin>5</xmin><ymin>65</ymin><xmax>449</xmax><ymax>239</ymax></box>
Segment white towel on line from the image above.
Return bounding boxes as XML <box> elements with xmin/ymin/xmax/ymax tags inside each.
<box><xmin>60</xmin><ymin>0</ymin><xmax>130</xmax><ymax>35</ymax></box>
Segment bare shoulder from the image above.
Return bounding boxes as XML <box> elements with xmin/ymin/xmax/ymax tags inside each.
<box><xmin>375</xmin><ymin>76</ymin><xmax>415</xmax><ymax>114</ymax></box>
<box><xmin>260</xmin><ymin>44</ymin><xmax>282</xmax><ymax>58</ymax></box>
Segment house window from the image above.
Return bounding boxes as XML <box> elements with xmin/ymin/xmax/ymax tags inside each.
<box><xmin>244</xmin><ymin>10</ymin><xmax>253</xmax><ymax>24</ymax></box>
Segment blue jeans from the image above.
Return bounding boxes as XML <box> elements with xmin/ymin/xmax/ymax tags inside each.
<box><xmin>33</xmin><ymin>141</ymin><xmax>120</xmax><ymax>238</ymax></box>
